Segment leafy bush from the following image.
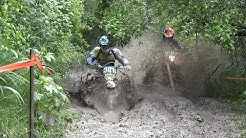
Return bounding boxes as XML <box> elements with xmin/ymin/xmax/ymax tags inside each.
<box><xmin>35</xmin><ymin>76</ymin><xmax>68</xmax><ymax>112</ymax></box>
<box><xmin>34</xmin><ymin>76</ymin><xmax>75</xmax><ymax>137</ymax></box>
<box><xmin>0</xmin><ymin>0</ymin><xmax>87</xmax><ymax>136</ymax></box>
<box><xmin>82</xmin><ymin>0</ymin><xmax>150</xmax><ymax>47</ymax></box>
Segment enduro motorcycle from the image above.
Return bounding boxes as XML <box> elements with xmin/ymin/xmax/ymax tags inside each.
<box><xmin>99</xmin><ymin>62</ymin><xmax>129</xmax><ymax>109</ymax></box>
<box><xmin>164</xmin><ymin>48</ymin><xmax>179</xmax><ymax>88</ymax></box>
<box><xmin>81</xmin><ymin>62</ymin><xmax>130</xmax><ymax>110</ymax></box>
<box><xmin>99</xmin><ymin>62</ymin><xmax>126</xmax><ymax>89</ymax></box>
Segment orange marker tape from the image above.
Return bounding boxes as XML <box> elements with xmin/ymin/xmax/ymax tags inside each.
<box><xmin>0</xmin><ymin>54</ymin><xmax>50</xmax><ymax>74</ymax></box>
<box><xmin>0</xmin><ymin>59</ymin><xmax>34</xmax><ymax>73</ymax></box>
<box><xmin>31</xmin><ymin>53</ymin><xmax>44</xmax><ymax>71</ymax></box>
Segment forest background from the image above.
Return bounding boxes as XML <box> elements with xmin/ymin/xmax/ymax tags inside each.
<box><xmin>0</xmin><ymin>0</ymin><xmax>245</xmax><ymax>137</ymax></box>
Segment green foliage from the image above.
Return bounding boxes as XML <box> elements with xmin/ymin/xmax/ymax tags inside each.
<box><xmin>148</xmin><ymin>0</ymin><xmax>245</xmax><ymax>51</ymax></box>
<box><xmin>0</xmin><ymin>0</ymin><xmax>27</xmax><ymax>50</ymax></box>
<box><xmin>102</xmin><ymin>0</ymin><xmax>149</xmax><ymax>46</ymax></box>
<box><xmin>205</xmin><ymin>60</ymin><xmax>246</xmax><ymax>111</ymax></box>
<box><xmin>0</xmin><ymin>47</ymin><xmax>29</xmax><ymax>137</ymax></box>
<box><xmin>1</xmin><ymin>0</ymin><xmax>89</xmax><ymax>69</ymax></box>
<box><xmin>34</xmin><ymin>75</ymin><xmax>73</xmax><ymax>137</ymax></box>
<box><xmin>0</xmin><ymin>99</ymin><xmax>29</xmax><ymax>138</ymax></box>
<box><xmin>0</xmin><ymin>85</ymin><xmax>24</xmax><ymax>103</ymax></box>
<box><xmin>0</xmin><ymin>0</ymin><xmax>87</xmax><ymax>136</ymax></box>
<box><xmin>83</xmin><ymin>0</ymin><xmax>150</xmax><ymax>47</ymax></box>
<box><xmin>34</xmin><ymin>108</ymin><xmax>77</xmax><ymax>138</ymax></box>
<box><xmin>1</xmin><ymin>0</ymin><xmax>245</xmax><ymax>137</ymax></box>
<box><xmin>0</xmin><ymin>46</ymin><xmax>29</xmax><ymax>103</ymax></box>
<box><xmin>35</xmin><ymin>76</ymin><xmax>68</xmax><ymax>112</ymax></box>
<box><xmin>0</xmin><ymin>40</ymin><xmax>20</xmax><ymax>64</ymax></box>
<box><xmin>0</xmin><ymin>46</ymin><xmax>29</xmax><ymax>137</ymax></box>
<box><xmin>201</xmin><ymin>42</ymin><xmax>246</xmax><ymax>138</ymax></box>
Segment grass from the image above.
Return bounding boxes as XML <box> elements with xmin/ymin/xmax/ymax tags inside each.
<box><xmin>241</xmin><ymin>116</ymin><xmax>246</xmax><ymax>138</ymax></box>
<box><xmin>0</xmin><ymin>95</ymin><xmax>29</xmax><ymax>138</ymax></box>
<box><xmin>34</xmin><ymin>107</ymin><xmax>78</xmax><ymax>138</ymax></box>
<box><xmin>0</xmin><ymin>91</ymin><xmax>77</xmax><ymax>138</ymax></box>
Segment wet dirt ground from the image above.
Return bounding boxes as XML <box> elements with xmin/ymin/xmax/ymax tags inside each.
<box><xmin>64</xmin><ymin>34</ymin><xmax>244</xmax><ymax>138</ymax></box>
<box><xmin>64</xmin><ymin>84</ymin><xmax>242</xmax><ymax>138</ymax></box>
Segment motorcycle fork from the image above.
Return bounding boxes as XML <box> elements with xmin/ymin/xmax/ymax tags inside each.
<box><xmin>165</xmin><ymin>62</ymin><xmax>174</xmax><ymax>88</ymax></box>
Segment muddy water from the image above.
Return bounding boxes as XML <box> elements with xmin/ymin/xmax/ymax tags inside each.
<box><xmin>64</xmin><ymin>85</ymin><xmax>242</xmax><ymax>138</ymax></box>
<box><xmin>64</xmin><ymin>34</ymin><xmax>243</xmax><ymax>138</ymax></box>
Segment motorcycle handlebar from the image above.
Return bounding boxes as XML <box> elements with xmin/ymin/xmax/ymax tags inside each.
<box><xmin>95</xmin><ymin>62</ymin><xmax>129</xmax><ymax>76</ymax></box>
<box><xmin>96</xmin><ymin>62</ymin><xmax>125</xmax><ymax>70</ymax></box>
<box><xmin>116</xmin><ymin>65</ymin><xmax>125</xmax><ymax>69</ymax></box>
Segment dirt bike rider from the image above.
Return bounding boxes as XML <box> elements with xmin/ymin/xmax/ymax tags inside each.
<box><xmin>163</xmin><ymin>26</ymin><xmax>174</xmax><ymax>39</ymax></box>
<box><xmin>162</xmin><ymin>26</ymin><xmax>186</xmax><ymax>52</ymax></box>
<box><xmin>87</xmin><ymin>36</ymin><xmax>131</xmax><ymax>69</ymax></box>
<box><xmin>87</xmin><ymin>36</ymin><xmax>131</xmax><ymax>88</ymax></box>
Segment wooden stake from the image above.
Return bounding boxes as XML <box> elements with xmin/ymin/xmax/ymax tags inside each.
<box><xmin>29</xmin><ymin>49</ymin><xmax>34</xmax><ymax>138</ymax></box>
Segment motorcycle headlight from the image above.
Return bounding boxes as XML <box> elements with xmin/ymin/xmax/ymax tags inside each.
<box><xmin>168</xmin><ymin>55</ymin><xmax>175</xmax><ymax>62</ymax></box>
<box><xmin>105</xmin><ymin>74</ymin><xmax>114</xmax><ymax>81</ymax></box>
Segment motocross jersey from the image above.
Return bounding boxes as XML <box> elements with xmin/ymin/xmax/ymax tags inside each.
<box><xmin>87</xmin><ymin>46</ymin><xmax>130</xmax><ymax>66</ymax></box>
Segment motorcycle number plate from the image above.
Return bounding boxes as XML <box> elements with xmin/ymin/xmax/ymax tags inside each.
<box><xmin>103</xmin><ymin>66</ymin><xmax>116</xmax><ymax>75</ymax></box>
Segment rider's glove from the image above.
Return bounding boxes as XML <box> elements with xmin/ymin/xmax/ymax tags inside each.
<box><xmin>87</xmin><ymin>56</ymin><xmax>95</xmax><ymax>65</ymax></box>
<box><xmin>124</xmin><ymin>64</ymin><xmax>132</xmax><ymax>71</ymax></box>
<box><xmin>97</xmin><ymin>64</ymin><xmax>102</xmax><ymax>68</ymax></box>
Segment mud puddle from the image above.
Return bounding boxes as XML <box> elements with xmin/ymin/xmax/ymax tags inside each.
<box><xmin>64</xmin><ymin>84</ymin><xmax>242</xmax><ymax>138</ymax></box>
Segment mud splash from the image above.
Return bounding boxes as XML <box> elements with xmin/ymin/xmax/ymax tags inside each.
<box><xmin>64</xmin><ymin>33</ymin><xmax>242</xmax><ymax>138</ymax></box>
<box><xmin>62</xmin><ymin>64</ymin><xmax>140</xmax><ymax>123</ymax></box>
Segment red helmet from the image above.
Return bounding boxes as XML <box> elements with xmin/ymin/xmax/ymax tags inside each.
<box><xmin>163</xmin><ymin>27</ymin><xmax>174</xmax><ymax>38</ymax></box>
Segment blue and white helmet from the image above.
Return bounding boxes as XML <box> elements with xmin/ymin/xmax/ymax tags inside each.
<box><xmin>99</xmin><ymin>36</ymin><xmax>109</xmax><ymax>46</ymax></box>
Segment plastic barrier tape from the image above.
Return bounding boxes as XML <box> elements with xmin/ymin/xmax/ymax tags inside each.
<box><xmin>0</xmin><ymin>53</ymin><xmax>49</xmax><ymax>73</ymax></box>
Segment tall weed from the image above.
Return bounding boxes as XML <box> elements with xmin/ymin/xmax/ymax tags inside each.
<box><xmin>0</xmin><ymin>98</ymin><xmax>29</xmax><ymax>138</ymax></box>
<box><xmin>205</xmin><ymin>61</ymin><xmax>246</xmax><ymax>110</ymax></box>
<box><xmin>205</xmin><ymin>57</ymin><xmax>246</xmax><ymax>137</ymax></box>
<box><xmin>0</xmin><ymin>46</ymin><xmax>28</xmax><ymax>102</ymax></box>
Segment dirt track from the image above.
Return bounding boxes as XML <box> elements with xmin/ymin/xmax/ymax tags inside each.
<box><xmin>64</xmin><ymin>34</ymin><xmax>244</xmax><ymax>138</ymax></box>
<box><xmin>64</xmin><ymin>85</ymin><xmax>242</xmax><ymax>138</ymax></box>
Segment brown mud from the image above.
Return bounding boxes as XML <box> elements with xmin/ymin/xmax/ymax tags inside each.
<box><xmin>64</xmin><ymin>33</ymin><xmax>243</xmax><ymax>138</ymax></box>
